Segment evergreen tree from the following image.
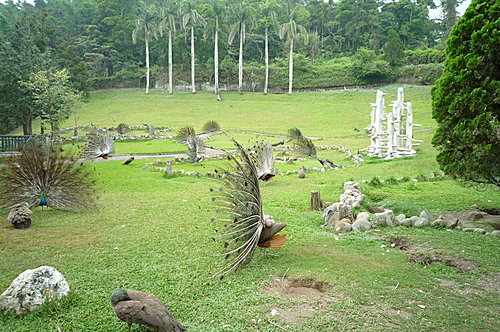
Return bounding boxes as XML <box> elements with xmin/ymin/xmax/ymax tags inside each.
<box><xmin>431</xmin><ymin>0</ymin><xmax>499</xmax><ymax>186</ymax></box>
<box><xmin>383</xmin><ymin>29</ymin><xmax>404</xmax><ymax>66</ymax></box>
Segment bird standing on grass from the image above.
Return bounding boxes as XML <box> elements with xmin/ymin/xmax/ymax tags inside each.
<box><xmin>111</xmin><ymin>289</ymin><xmax>186</xmax><ymax>332</ymax></box>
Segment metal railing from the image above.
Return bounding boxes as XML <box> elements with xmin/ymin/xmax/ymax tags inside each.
<box><xmin>0</xmin><ymin>136</ymin><xmax>33</xmax><ymax>152</ymax></box>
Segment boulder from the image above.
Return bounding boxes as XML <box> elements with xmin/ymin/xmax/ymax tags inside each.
<box><xmin>419</xmin><ymin>210</ymin><xmax>434</xmax><ymax>222</ymax></box>
<box><xmin>355</xmin><ymin>212</ymin><xmax>371</xmax><ymax>222</ymax></box>
<box><xmin>374</xmin><ymin>210</ymin><xmax>395</xmax><ymax>227</ymax></box>
<box><xmin>352</xmin><ymin>219</ymin><xmax>372</xmax><ymax>232</ymax></box>
<box><xmin>333</xmin><ymin>221</ymin><xmax>352</xmax><ymax>233</ymax></box>
<box><xmin>463</xmin><ymin>228</ymin><xmax>487</xmax><ymax>235</ymax></box>
<box><xmin>458</xmin><ymin>211</ymin><xmax>488</xmax><ymax>222</ymax></box>
<box><xmin>442</xmin><ymin>216</ymin><xmax>459</xmax><ymax>228</ymax></box>
<box><xmin>413</xmin><ymin>217</ymin><xmax>430</xmax><ymax>228</ymax></box>
<box><xmin>401</xmin><ymin>218</ymin><xmax>413</xmax><ymax>227</ymax></box>
<box><xmin>0</xmin><ymin>266</ymin><xmax>69</xmax><ymax>315</ymax></box>
<box><xmin>324</xmin><ymin>203</ymin><xmax>354</xmax><ymax>226</ymax></box>
<box><xmin>489</xmin><ymin>230</ymin><xmax>500</xmax><ymax>237</ymax></box>
<box><xmin>431</xmin><ymin>217</ymin><xmax>446</xmax><ymax>227</ymax></box>
<box><xmin>394</xmin><ymin>214</ymin><xmax>406</xmax><ymax>226</ymax></box>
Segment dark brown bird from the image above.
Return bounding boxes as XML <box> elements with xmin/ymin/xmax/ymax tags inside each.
<box><xmin>110</xmin><ymin>289</ymin><xmax>186</xmax><ymax>332</ymax></box>
<box><xmin>123</xmin><ymin>156</ymin><xmax>135</xmax><ymax>165</ymax></box>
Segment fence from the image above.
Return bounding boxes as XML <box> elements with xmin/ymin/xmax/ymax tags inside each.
<box><xmin>0</xmin><ymin>135</ymin><xmax>33</xmax><ymax>152</ymax></box>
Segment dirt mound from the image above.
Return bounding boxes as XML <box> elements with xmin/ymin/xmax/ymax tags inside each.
<box><xmin>265</xmin><ymin>278</ymin><xmax>331</xmax><ymax>299</ymax></box>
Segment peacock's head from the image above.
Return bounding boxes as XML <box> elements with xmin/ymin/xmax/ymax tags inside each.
<box><xmin>110</xmin><ymin>289</ymin><xmax>130</xmax><ymax>305</ymax></box>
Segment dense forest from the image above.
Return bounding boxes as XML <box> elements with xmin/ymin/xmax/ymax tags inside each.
<box><xmin>0</xmin><ymin>0</ymin><xmax>465</xmax><ymax>134</ymax></box>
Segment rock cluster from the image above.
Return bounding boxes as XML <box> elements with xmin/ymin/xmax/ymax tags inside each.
<box><xmin>323</xmin><ymin>182</ymin><xmax>500</xmax><ymax>236</ymax></box>
<box><xmin>0</xmin><ymin>266</ymin><xmax>69</xmax><ymax>315</ymax></box>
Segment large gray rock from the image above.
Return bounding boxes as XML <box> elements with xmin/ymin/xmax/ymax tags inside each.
<box><xmin>374</xmin><ymin>210</ymin><xmax>395</xmax><ymax>227</ymax></box>
<box><xmin>324</xmin><ymin>203</ymin><xmax>354</xmax><ymax>226</ymax></box>
<box><xmin>463</xmin><ymin>228</ymin><xmax>487</xmax><ymax>235</ymax></box>
<box><xmin>413</xmin><ymin>217</ymin><xmax>431</xmax><ymax>228</ymax></box>
<box><xmin>419</xmin><ymin>210</ymin><xmax>433</xmax><ymax>222</ymax></box>
<box><xmin>489</xmin><ymin>230</ymin><xmax>500</xmax><ymax>237</ymax></box>
<box><xmin>355</xmin><ymin>212</ymin><xmax>371</xmax><ymax>222</ymax></box>
<box><xmin>0</xmin><ymin>266</ymin><xmax>69</xmax><ymax>314</ymax></box>
<box><xmin>333</xmin><ymin>220</ymin><xmax>352</xmax><ymax>233</ymax></box>
<box><xmin>352</xmin><ymin>219</ymin><xmax>372</xmax><ymax>232</ymax></box>
<box><xmin>394</xmin><ymin>214</ymin><xmax>406</xmax><ymax>226</ymax></box>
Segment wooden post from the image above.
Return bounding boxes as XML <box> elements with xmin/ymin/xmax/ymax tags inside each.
<box><xmin>311</xmin><ymin>191</ymin><xmax>325</xmax><ymax>211</ymax></box>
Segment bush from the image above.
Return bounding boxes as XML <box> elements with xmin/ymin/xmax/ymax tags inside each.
<box><xmin>404</xmin><ymin>48</ymin><xmax>446</xmax><ymax>65</ymax></box>
<box><xmin>398</xmin><ymin>64</ymin><xmax>443</xmax><ymax>84</ymax></box>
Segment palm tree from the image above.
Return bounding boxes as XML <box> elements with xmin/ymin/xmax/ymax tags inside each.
<box><xmin>259</xmin><ymin>0</ymin><xmax>279</xmax><ymax>95</ymax></box>
<box><xmin>132</xmin><ymin>2</ymin><xmax>158</xmax><ymax>94</ymax></box>
<box><xmin>159</xmin><ymin>1</ymin><xmax>179</xmax><ymax>95</ymax></box>
<box><xmin>204</xmin><ymin>0</ymin><xmax>226</xmax><ymax>101</ymax></box>
<box><xmin>181</xmin><ymin>0</ymin><xmax>206</xmax><ymax>94</ymax></box>
<box><xmin>228</xmin><ymin>2</ymin><xmax>256</xmax><ymax>95</ymax></box>
<box><xmin>279</xmin><ymin>5</ymin><xmax>307</xmax><ymax>94</ymax></box>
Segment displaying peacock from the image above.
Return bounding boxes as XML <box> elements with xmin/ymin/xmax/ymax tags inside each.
<box><xmin>287</xmin><ymin>127</ymin><xmax>304</xmax><ymax>142</ymax></box>
<box><xmin>82</xmin><ymin>127</ymin><xmax>115</xmax><ymax>160</ymax></box>
<box><xmin>186</xmin><ymin>134</ymin><xmax>205</xmax><ymax>163</ymax></box>
<box><xmin>250</xmin><ymin>141</ymin><xmax>277</xmax><ymax>182</ymax></box>
<box><xmin>295</xmin><ymin>137</ymin><xmax>317</xmax><ymax>157</ymax></box>
<box><xmin>0</xmin><ymin>139</ymin><xmax>96</xmax><ymax>211</ymax></box>
<box><xmin>212</xmin><ymin>139</ymin><xmax>287</xmax><ymax>278</ymax></box>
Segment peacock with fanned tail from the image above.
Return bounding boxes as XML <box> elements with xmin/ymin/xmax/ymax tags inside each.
<box><xmin>0</xmin><ymin>139</ymin><xmax>96</xmax><ymax>211</ymax></box>
<box><xmin>212</xmin><ymin>139</ymin><xmax>287</xmax><ymax>278</ymax></box>
<box><xmin>250</xmin><ymin>141</ymin><xmax>277</xmax><ymax>182</ymax></box>
<box><xmin>82</xmin><ymin>127</ymin><xmax>115</xmax><ymax>160</ymax></box>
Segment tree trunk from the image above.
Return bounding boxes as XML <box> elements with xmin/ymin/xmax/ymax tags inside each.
<box><xmin>310</xmin><ymin>191</ymin><xmax>325</xmax><ymax>211</ymax></box>
<box><xmin>214</xmin><ymin>19</ymin><xmax>221</xmax><ymax>101</ymax></box>
<box><xmin>191</xmin><ymin>26</ymin><xmax>196</xmax><ymax>94</ymax></box>
<box><xmin>238</xmin><ymin>23</ymin><xmax>244</xmax><ymax>95</ymax></box>
<box><xmin>168</xmin><ymin>30</ymin><xmax>173</xmax><ymax>95</ymax></box>
<box><xmin>145</xmin><ymin>34</ymin><xmax>150</xmax><ymax>94</ymax></box>
<box><xmin>264</xmin><ymin>26</ymin><xmax>269</xmax><ymax>95</ymax></box>
<box><xmin>288</xmin><ymin>37</ymin><xmax>294</xmax><ymax>94</ymax></box>
<box><xmin>22</xmin><ymin>109</ymin><xmax>32</xmax><ymax>135</ymax></box>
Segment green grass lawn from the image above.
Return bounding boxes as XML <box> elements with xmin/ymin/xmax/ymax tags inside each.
<box><xmin>1</xmin><ymin>86</ymin><xmax>499</xmax><ymax>331</ymax></box>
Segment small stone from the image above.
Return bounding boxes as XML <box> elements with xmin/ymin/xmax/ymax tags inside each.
<box><xmin>419</xmin><ymin>210</ymin><xmax>433</xmax><ymax>222</ymax></box>
<box><xmin>489</xmin><ymin>230</ymin><xmax>500</xmax><ymax>237</ymax></box>
<box><xmin>333</xmin><ymin>221</ymin><xmax>352</xmax><ymax>233</ymax></box>
<box><xmin>418</xmin><ymin>304</ymin><xmax>426</xmax><ymax>309</ymax></box>
<box><xmin>394</xmin><ymin>214</ymin><xmax>406</xmax><ymax>226</ymax></box>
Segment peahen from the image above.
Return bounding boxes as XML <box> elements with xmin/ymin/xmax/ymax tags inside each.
<box><xmin>123</xmin><ymin>156</ymin><xmax>135</xmax><ymax>165</ymax></box>
<box><xmin>212</xmin><ymin>139</ymin><xmax>287</xmax><ymax>278</ymax></box>
<box><xmin>317</xmin><ymin>158</ymin><xmax>336</xmax><ymax>169</ymax></box>
<box><xmin>111</xmin><ymin>289</ymin><xmax>186</xmax><ymax>332</ymax></box>
<box><xmin>251</xmin><ymin>141</ymin><xmax>277</xmax><ymax>182</ymax></box>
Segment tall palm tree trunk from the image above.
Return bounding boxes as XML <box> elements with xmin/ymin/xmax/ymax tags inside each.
<box><xmin>214</xmin><ymin>18</ymin><xmax>221</xmax><ymax>101</ymax></box>
<box><xmin>238</xmin><ymin>23</ymin><xmax>244</xmax><ymax>94</ymax></box>
<box><xmin>191</xmin><ymin>26</ymin><xmax>196</xmax><ymax>94</ymax></box>
<box><xmin>168</xmin><ymin>30</ymin><xmax>173</xmax><ymax>95</ymax></box>
<box><xmin>264</xmin><ymin>26</ymin><xmax>269</xmax><ymax>95</ymax></box>
<box><xmin>288</xmin><ymin>37</ymin><xmax>293</xmax><ymax>94</ymax></box>
<box><xmin>145</xmin><ymin>34</ymin><xmax>150</xmax><ymax>94</ymax></box>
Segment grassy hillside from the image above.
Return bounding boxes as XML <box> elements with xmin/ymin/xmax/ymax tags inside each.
<box><xmin>1</xmin><ymin>86</ymin><xmax>498</xmax><ymax>331</ymax></box>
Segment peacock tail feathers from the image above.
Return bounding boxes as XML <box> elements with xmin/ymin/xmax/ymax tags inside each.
<box><xmin>82</xmin><ymin>128</ymin><xmax>115</xmax><ymax>160</ymax></box>
<box><xmin>176</xmin><ymin>126</ymin><xmax>196</xmax><ymax>143</ymax></box>
<box><xmin>287</xmin><ymin>128</ymin><xmax>304</xmax><ymax>141</ymax></box>
<box><xmin>0</xmin><ymin>139</ymin><xmax>97</xmax><ymax>210</ymax></box>
<box><xmin>211</xmin><ymin>139</ymin><xmax>265</xmax><ymax>277</ymax></box>
<box><xmin>250</xmin><ymin>141</ymin><xmax>276</xmax><ymax>181</ymax></box>
<box><xmin>187</xmin><ymin>135</ymin><xmax>205</xmax><ymax>163</ymax></box>
<box><xmin>202</xmin><ymin>121</ymin><xmax>221</xmax><ymax>133</ymax></box>
<box><xmin>296</xmin><ymin>138</ymin><xmax>317</xmax><ymax>158</ymax></box>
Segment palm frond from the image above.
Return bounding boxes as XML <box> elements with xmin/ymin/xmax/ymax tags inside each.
<box><xmin>0</xmin><ymin>139</ymin><xmax>96</xmax><ymax>210</ymax></box>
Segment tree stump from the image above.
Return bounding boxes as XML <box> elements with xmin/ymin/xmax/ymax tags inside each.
<box><xmin>310</xmin><ymin>191</ymin><xmax>326</xmax><ymax>211</ymax></box>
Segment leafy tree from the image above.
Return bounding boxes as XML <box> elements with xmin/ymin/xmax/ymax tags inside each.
<box><xmin>431</xmin><ymin>0</ymin><xmax>499</xmax><ymax>187</ymax></box>
<box><xmin>21</xmin><ymin>69</ymin><xmax>82</xmax><ymax>133</ymax></box>
<box><xmin>383</xmin><ymin>29</ymin><xmax>404</xmax><ymax>66</ymax></box>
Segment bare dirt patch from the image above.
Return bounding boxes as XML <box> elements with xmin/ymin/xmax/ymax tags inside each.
<box><xmin>376</xmin><ymin>236</ymin><xmax>480</xmax><ymax>273</ymax></box>
<box><xmin>265</xmin><ymin>278</ymin><xmax>335</xmax><ymax>325</ymax></box>
<box><xmin>265</xmin><ymin>278</ymin><xmax>331</xmax><ymax>299</ymax></box>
